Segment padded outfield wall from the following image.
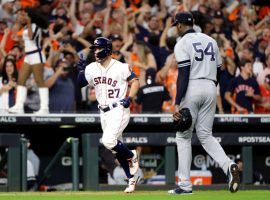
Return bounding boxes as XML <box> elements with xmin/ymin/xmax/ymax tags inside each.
<box><xmin>0</xmin><ymin>114</ymin><xmax>269</xmax><ymax>187</ymax></box>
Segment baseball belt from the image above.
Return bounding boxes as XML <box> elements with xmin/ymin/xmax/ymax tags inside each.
<box><xmin>98</xmin><ymin>102</ymin><xmax>118</xmax><ymax>113</ymax></box>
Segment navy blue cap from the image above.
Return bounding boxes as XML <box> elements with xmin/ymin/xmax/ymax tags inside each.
<box><xmin>172</xmin><ymin>12</ymin><xmax>194</xmax><ymax>26</ymax></box>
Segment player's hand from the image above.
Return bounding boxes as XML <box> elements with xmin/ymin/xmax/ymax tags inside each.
<box><xmin>120</xmin><ymin>96</ymin><xmax>131</xmax><ymax>108</ymax></box>
<box><xmin>173</xmin><ymin>105</ymin><xmax>181</xmax><ymax>121</ymax></box>
<box><xmin>76</xmin><ymin>54</ymin><xmax>87</xmax><ymax>71</ymax></box>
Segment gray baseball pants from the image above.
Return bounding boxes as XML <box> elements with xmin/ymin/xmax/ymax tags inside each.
<box><xmin>176</xmin><ymin>79</ymin><xmax>233</xmax><ymax>191</ymax></box>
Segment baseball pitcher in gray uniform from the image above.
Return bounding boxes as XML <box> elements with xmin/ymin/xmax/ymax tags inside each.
<box><xmin>168</xmin><ymin>12</ymin><xmax>240</xmax><ymax>195</ymax></box>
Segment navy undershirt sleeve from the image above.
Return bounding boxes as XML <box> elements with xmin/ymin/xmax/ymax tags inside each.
<box><xmin>175</xmin><ymin>66</ymin><xmax>190</xmax><ymax>105</ymax></box>
<box><xmin>77</xmin><ymin>71</ymin><xmax>88</xmax><ymax>88</ymax></box>
<box><xmin>127</xmin><ymin>71</ymin><xmax>137</xmax><ymax>81</ymax></box>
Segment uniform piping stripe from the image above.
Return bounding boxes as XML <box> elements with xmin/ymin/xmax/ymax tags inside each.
<box><xmin>178</xmin><ymin>63</ymin><xmax>191</xmax><ymax>68</ymax></box>
<box><xmin>97</xmin><ymin>63</ymin><xmax>105</xmax><ymax>105</ymax></box>
<box><xmin>178</xmin><ymin>64</ymin><xmax>191</xmax><ymax>69</ymax></box>
<box><xmin>105</xmin><ymin>70</ymin><xmax>107</xmax><ymax>106</ymax></box>
<box><xmin>104</xmin><ymin>60</ymin><xmax>117</xmax><ymax>105</ymax></box>
<box><xmin>127</xmin><ymin>71</ymin><xmax>137</xmax><ymax>81</ymax></box>
<box><xmin>177</xmin><ymin>60</ymin><xmax>190</xmax><ymax>65</ymax></box>
<box><xmin>105</xmin><ymin>60</ymin><xmax>116</xmax><ymax>73</ymax></box>
<box><xmin>178</xmin><ymin>62</ymin><xmax>191</xmax><ymax>66</ymax></box>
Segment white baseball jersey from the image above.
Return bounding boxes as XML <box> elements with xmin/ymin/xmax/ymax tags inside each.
<box><xmin>84</xmin><ymin>58</ymin><xmax>131</xmax><ymax>106</ymax></box>
<box><xmin>174</xmin><ymin>32</ymin><xmax>222</xmax><ymax>81</ymax></box>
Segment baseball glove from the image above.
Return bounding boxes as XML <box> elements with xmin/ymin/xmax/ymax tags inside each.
<box><xmin>173</xmin><ymin>108</ymin><xmax>192</xmax><ymax>132</ymax></box>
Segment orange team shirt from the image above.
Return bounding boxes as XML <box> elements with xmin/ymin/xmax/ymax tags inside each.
<box><xmin>130</xmin><ymin>53</ymin><xmax>140</xmax><ymax>77</ymax></box>
<box><xmin>258</xmin><ymin>6</ymin><xmax>270</xmax><ymax>20</ymax></box>
<box><xmin>228</xmin><ymin>6</ymin><xmax>241</xmax><ymax>22</ymax></box>
<box><xmin>5</xmin><ymin>32</ymin><xmax>16</xmax><ymax>53</ymax></box>
<box><xmin>20</xmin><ymin>0</ymin><xmax>39</xmax><ymax>8</ymax></box>
<box><xmin>128</xmin><ymin>0</ymin><xmax>141</xmax><ymax>11</ymax></box>
<box><xmin>255</xmin><ymin>85</ymin><xmax>270</xmax><ymax>114</ymax></box>
<box><xmin>16</xmin><ymin>56</ymin><xmax>24</xmax><ymax>71</ymax></box>
<box><xmin>112</xmin><ymin>0</ymin><xmax>122</xmax><ymax>9</ymax></box>
<box><xmin>0</xmin><ymin>32</ymin><xmax>16</xmax><ymax>53</ymax></box>
<box><xmin>162</xmin><ymin>68</ymin><xmax>178</xmax><ymax>113</ymax></box>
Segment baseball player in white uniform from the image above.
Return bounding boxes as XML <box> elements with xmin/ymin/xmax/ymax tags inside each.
<box><xmin>77</xmin><ymin>37</ymin><xmax>140</xmax><ymax>193</ymax></box>
<box><xmin>168</xmin><ymin>12</ymin><xmax>240</xmax><ymax>194</ymax></box>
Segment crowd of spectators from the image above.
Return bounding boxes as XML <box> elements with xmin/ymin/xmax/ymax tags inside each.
<box><xmin>0</xmin><ymin>0</ymin><xmax>269</xmax><ymax>114</ymax></box>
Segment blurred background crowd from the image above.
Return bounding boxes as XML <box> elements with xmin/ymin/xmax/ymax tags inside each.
<box><xmin>0</xmin><ymin>0</ymin><xmax>269</xmax><ymax>114</ymax></box>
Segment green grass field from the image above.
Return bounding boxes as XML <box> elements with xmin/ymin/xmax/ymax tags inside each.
<box><xmin>0</xmin><ymin>190</ymin><xmax>269</xmax><ymax>200</ymax></box>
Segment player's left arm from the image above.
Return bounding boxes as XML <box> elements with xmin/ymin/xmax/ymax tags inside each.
<box><xmin>174</xmin><ymin>41</ymin><xmax>190</xmax><ymax>106</ymax></box>
<box><xmin>120</xmin><ymin>67</ymin><xmax>140</xmax><ymax>108</ymax></box>
<box><xmin>175</xmin><ymin>66</ymin><xmax>190</xmax><ymax>105</ymax></box>
<box><xmin>215</xmin><ymin>41</ymin><xmax>224</xmax><ymax>86</ymax></box>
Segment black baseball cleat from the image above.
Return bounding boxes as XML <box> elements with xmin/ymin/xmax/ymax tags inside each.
<box><xmin>168</xmin><ymin>187</ymin><xmax>192</xmax><ymax>195</ymax></box>
<box><xmin>227</xmin><ymin>163</ymin><xmax>240</xmax><ymax>193</ymax></box>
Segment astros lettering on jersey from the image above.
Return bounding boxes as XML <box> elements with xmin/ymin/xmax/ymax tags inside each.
<box><xmin>85</xmin><ymin>58</ymin><xmax>131</xmax><ymax>106</ymax></box>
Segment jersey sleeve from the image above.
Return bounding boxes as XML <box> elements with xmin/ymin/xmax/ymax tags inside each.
<box><xmin>84</xmin><ymin>64</ymin><xmax>93</xmax><ymax>86</ymax></box>
<box><xmin>174</xmin><ymin>40</ymin><xmax>191</xmax><ymax>68</ymax></box>
<box><xmin>174</xmin><ymin>39</ymin><xmax>191</xmax><ymax>105</ymax></box>
<box><xmin>123</xmin><ymin>63</ymin><xmax>137</xmax><ymax>81</ymax></box>
<box><xmin>122</xmin><ymin>63</ymin><xmax>130</xmax><ymax>80</ymax></box>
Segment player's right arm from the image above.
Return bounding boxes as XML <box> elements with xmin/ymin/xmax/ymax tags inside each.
<box><xmin>126</xmin><ymin>67</ymin><xmax>140</xmax><ymax>99</ymax></box>
<box><xmin>128</xmin><ymin>77</ymin><xmax>140</xmax><ymax>99</ymax></box>
<box><xmin>77</xmin><ymin>56</ymin><xmax>91</xmax><ymax>88</ymax></box>
<box><xmin>120</xmin><ymin>64</ymin><xmax>140</xmax><ymax>108</ymax></box>
<box><xmin>174</xmin><ymin>40</ymin><xmax>190</xmax><ymax>106</ymax></box>
<box><xmin>77</xmin><ymin>71</ymin><xmax>88</xmax><ymax>88</ymax></box>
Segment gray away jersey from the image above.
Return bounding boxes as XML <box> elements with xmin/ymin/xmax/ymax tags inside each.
<box><xmin>174</xmin><ymin>32</ymin><xmax>222</xmax><ymax>81</ymax></box>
